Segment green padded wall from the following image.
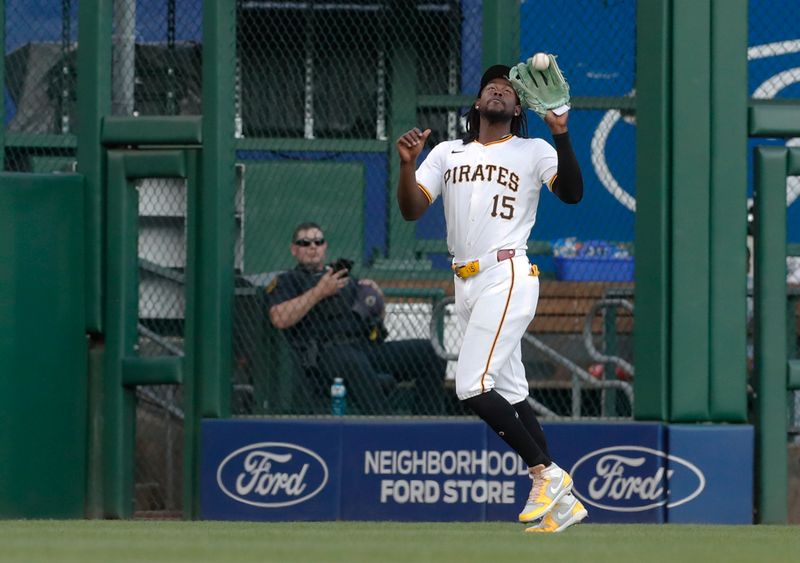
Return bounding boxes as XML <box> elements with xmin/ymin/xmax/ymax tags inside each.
<box><xmin>0</xmin><ymin>173</ymin><xmax>87</xmax><ymax>518</ymax></box>
<box><xmin>708</xmin><ymin>0</ymin><xmax>748</xmax><ymax>421</ymax></box>
<box><xmin>669</xmin><ymin>0</ymin><xmax>712</xmax><ymax>421</ymax></box>
<box><xmin>635</xmin><ymin>0</ymin><xmax>748</xmax><ymax>422</ymax></box>
<box><xmin>634</xmin><ymin>0</ymin><xmax>671</xmax><ymax>420</ymax></box>
<box><xmin>243</xmin><ymin>161</ymin><xmax>365</xmax><ymax>274</ymax></box>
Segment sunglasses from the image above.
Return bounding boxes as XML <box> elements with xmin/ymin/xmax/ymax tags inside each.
<box><xmin>294</xmin><ymin>238</ymin><xmax>325</xmax><ymax>247</ymax></box>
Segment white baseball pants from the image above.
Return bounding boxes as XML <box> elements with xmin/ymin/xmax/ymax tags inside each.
<box><xmin>454</xmin><ymin>255</ymin><xmax>539</xmax><ymax>404</ymax></box>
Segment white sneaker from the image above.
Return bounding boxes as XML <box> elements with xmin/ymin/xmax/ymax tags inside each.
<box><xmin>525</xmin><ymin>493</ymin><xmax>588</xmax><ymax>533</ymax></box>
<box><xmin>517</xmin><ymin>463</ymin><xmax>573</xmax><ymax>523</ymax></box>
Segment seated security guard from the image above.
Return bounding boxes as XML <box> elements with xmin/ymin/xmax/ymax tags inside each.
<box><xmin>267</xmin><ymin>221</ymin><xmax>446</xmax><ymax>415</ymax></box>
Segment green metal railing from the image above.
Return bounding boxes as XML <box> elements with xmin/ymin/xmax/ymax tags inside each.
<box><xmin>103</xmin><ymin>142</ymin><xmax>200</xmax><ymax>518</ymax></box>
<box><xmin>750</xmin><ymin>105</ymin><xmax>800</xmax><ymax>524</ymax></box>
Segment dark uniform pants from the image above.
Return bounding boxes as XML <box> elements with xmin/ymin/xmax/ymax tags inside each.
<box><xmin>315</xmin><ymin>339</ymin><xmax>446</xmax><ymax>415</ymax></box>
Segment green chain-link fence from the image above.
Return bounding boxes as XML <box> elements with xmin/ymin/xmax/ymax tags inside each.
<box><xmin>231</xmin><ymin>1</ymin><xmax>464</xmax><ymax>418</ymax></box>
<box><xmin>7</xmin><ymin>0</ymin><xmax>800</xmax><ymax>518</ymax></box>
<box><xmin>135</xmin><ymin>176</ymin><xmax>188</xmax><ymax>516</ymax></box>
<box><xmin>109</xmin><ymin>0</ymin><xmax>202</xmax><ymax>517</ymax></box>
<box><xmin>110</xmin><ymin>0</ymin><xmax>202</xmax><ymax>117</ymax></box>
<box><xmin>2</xmin><ymin>0</ymin><xmax>204</xmax><ymax>519</ymax></box>
<box><xmin>113</xmin><ymin>0</ymin><xmax>201</xmax><ymax>517</ymax></box>
<box><xmin>229</xmin><ymin>0</ymin><xmax>636</xmax><ymax>420</ymax></box>
<box><xmin>4</xmin><ymin>0</ymin><xmax>78</xmax><ymax>172</ymax></box>
<box><xmin>516</xmin><ymin>0</ymin><xmax>636</xmax><ymax>419</ymax></box>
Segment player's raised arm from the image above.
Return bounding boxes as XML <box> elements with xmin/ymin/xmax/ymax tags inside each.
<box><xmin>545</xmin><ymin>111</ymin><xmax>583</xmax><ymax>204</ymax></box>
<box><xmin>396</xmin><ymin>127</ymin><xmax>432</xmax><ymax>221</ymax></box>
<box><xmin>509</xmin><ymin>54</ymin><xmax>583</xmax><ymax>204</ymax></box>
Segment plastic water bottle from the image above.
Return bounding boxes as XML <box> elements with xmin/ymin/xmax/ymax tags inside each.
<box><xmin>331</xmin><ymin>377</ymin><xmax>347</xmax><ymax>416</ymax></box>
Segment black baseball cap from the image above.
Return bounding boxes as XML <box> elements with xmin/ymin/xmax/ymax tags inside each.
<box><xmin>479</xmin><ymin>64</ymin><xmax>512</xmax><ymax>94</ymax></box>
<box><xmin>352</xmin><ymin>284</ymin><xmax>385</xmax><ymax>322</ymax></box>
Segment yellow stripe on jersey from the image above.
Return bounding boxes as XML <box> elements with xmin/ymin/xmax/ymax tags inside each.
<box><xmin>417</xmin><ymin>182</ymin><xmax>433</xmax><ymax>204</ymax></box>
<box><xmin>480</xmin><ymin>259</ymin><xmax>516</xmax><ymax>393</ymax></box>
<box><xmin>480</xmin><ymin>134</ymin><xmax>514</xmax><ymax>147</ymax></box>
<box><xmin>547</xmin><ymin>173</ymin><xmax>558</xmax><ymax>191</ymax></box>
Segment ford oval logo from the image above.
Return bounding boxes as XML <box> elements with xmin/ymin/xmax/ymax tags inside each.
<box><xmin>570</xmin><ymin>446</ymin><xmax>705</xmax><ymax>512</ymax></box>
<box><xmin>216</xmin><ymin>442</ymin><xmax>329</xmax><ymax>508</ymax></box>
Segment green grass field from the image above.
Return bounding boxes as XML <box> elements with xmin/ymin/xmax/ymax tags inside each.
<box><xmin>1</xmin><ymin>520</ymin><xmax>798</xmax><ymax>563</ymax></box>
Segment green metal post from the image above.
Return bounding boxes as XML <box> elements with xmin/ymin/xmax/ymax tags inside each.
<box><xmin>482</xmin><ymin>0</ymin><xmax>519</xmax><ymax>68</ymax></box>
<box><xmin>634</xmin><ymin>0</ymin><xmax>671</xmax><ymax>420</ymax></box>
<box><xmin>200</xmin><ymin>0</ymin><xmax>235</xmax><ymax>419</ymax></box>
<box><xmin>183</xmin><ymin>150</ymin><xmax>201</xmax><ymax>518</ymax></box>
<box><xmin>790</xmin><ymin>147</ymin><xmax>800</xmax><ymax>176</ymax></box>
<box><xmin>708</xmin><ymin>0</ymin><xmax>748</xmax><ymax>421</ymax></box>
<box><xmin>86</xmin><ymin>344</ymin><xmax>105</xmax><ymax>518</ymax></box>
<box><xmin>103</xmin><ymin>151</ymin><xmax>140</xmax><ymax>518</ymax></box>
<box><xmin>749</xmin><ymin>104</ymin><xmax>800</xmax><ymax>135</ymax></box>
<box><xmin>753</xmin><ymin>146</ymin><xmax>789</xmax><ymax>524</ymax></box>
<box><xmin>76</xmin><ymin>0</ymin><xmax>113</xmax><ymax>331</ymax></box>
<box><xmin>104</xmin><ymin>149</ymin><xmax>191</xmax><ymax>518</ymax></box>
<box><xmin>388</xmin><ymin>2</ymin><xmax>418</xmax><ymax>259</ymax></box>
<box><xmin>669</xmin><ymin>0</ymin><xmax>711</xmax><ymax>421</ymax></box>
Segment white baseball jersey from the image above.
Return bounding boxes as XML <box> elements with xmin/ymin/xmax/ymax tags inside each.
<box><xmin>415</xmin><ymin>133</ymin><xmax>558</xmax><ymax>403</ymax></box>
<box><xmin>415</xmin><ymin>134</ymin><xmax>557</xmax><ymax>262</ymax></box>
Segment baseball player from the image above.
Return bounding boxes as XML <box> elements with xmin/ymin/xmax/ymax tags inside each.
<box><xmin>395</xmin><ymin>63</ymin><xmax>587</xmax><ymax>532</ymax></box>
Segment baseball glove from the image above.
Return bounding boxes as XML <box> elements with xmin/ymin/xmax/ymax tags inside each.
<box><xmin>509</xmin><ymin>54</ymin><xmax>570</xmax><ymax>118</ymax></box>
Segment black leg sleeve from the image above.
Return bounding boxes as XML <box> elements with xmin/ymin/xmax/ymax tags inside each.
<box><xmin>463</xmin><ymin>390</ymin><xmax>551</xmax><ymax>468</ymax></box>
<box><xmin>513</xmin><ymin>399</ymin><xmax>551</xmax><ymax>459</ymax></box>
<box><xmin>551</xmin><ymin>132</ymin><xmax>583</xmax><ymax>204</ymax></box>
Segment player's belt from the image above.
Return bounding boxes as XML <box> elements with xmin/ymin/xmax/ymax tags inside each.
<box><xmin>452</xmin><ymin>249</ymin><xmax>520</xmax><ymax>279</ymax></box>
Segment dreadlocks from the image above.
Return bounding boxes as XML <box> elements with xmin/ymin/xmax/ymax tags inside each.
<box><xmin>461</xmin><ymin>106</ymin><xmax>528</xmax><ymax>144</ymax></box>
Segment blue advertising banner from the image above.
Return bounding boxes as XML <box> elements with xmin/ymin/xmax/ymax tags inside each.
<box><xmin>201</xmin><ymin>419</ymin><xmax>343</xmax><ymax>521</ymax></box>
<box><xmin>340</xmin><ymin>420</ymin><xmax>491</xmax><ymax>521</ymax></box>
<box><xmin>667</xmin><ymin>425</ymin><xmax>754</xmax><ymax>524</ymax></box>
<box><xmin>537</xmin><ymin>423</ymin><xmax>666</xmax><ymax>524</ymax></box>
<box><xmin>201</xmin><ymin>419</ymin><xmax>752</xmax><ymax>524</ymax></box>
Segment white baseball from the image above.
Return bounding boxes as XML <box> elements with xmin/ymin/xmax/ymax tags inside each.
<box><xmin>531</xmin><ymin>53</ymin><xmax>550</xmax><ymax>71</ymax></box>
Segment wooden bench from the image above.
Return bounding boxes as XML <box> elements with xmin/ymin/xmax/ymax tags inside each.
<box><xmin>373</xmin><ymin>278</ymin><xmax>453</xmax><ymax>300</ymax></box>
<box><xmin>531</xmin><ymin>281</ymin><xmax>634</xmax><ymax>335</ymax></box>
<box><xmin>371</xmin><ymin>277</ymin><xmax>635</xmax><ymax>417</ymax></box>
<box><xmin>370</xmin><ymin>277</ymin><xmax>635</xmax><ymax>336</ymax></box>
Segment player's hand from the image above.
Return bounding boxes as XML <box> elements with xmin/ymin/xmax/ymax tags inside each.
<box><xmin>315</xmin><ymin>268</ymin><xmax>349</xmax><ymax>298</ymax></box>
<box><xmin>396</xmin><ymin>128</ymin><xmax>431</xmax><ymax>164</ymax></box>
<box><xmin>544</xmin><ymin>110</ymin><xmax>568</xmax><ymax>135</ymax></box>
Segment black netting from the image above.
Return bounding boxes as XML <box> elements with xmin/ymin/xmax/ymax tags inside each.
<box><xmin>111</xmin><ymin>0</ymin><xmax>203</xmax><ymax>116</ymax></box>
<box><xmin>4</xmin><ymin>0</ymin><xmax>78</xmax><ymax>172</ymax></box>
